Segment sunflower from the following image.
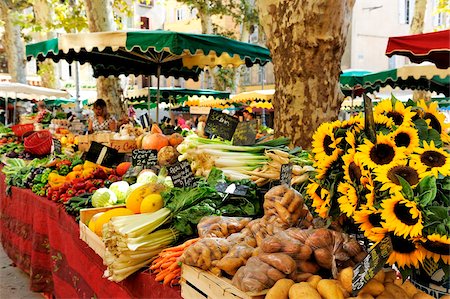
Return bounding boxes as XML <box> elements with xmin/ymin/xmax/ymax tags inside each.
<box><xmin>417</xmin><ymin>99</ymin><xmax>450</xmax><ymax>143</ymax></box>
<box><xmin>342</xmin><ymin>151</ymin><xmax>364</xmax><ymax>184</ymax></box>
<box><xmin>340</xmin><ymin>114</ymin><xmax>364</xmax><ymax>133</ymax></box>
<box><xmin>314</xmin><ymin>153</ymin><xmax>341</xmax><ymax>180</ymax></box>
<box><xmin>381</xmin><ymin>194</ymin><xmax>424</xmax><ymax>238</ymax></box>
<box><xmin>357</xmin><ymin>134</ymin><xmax>406</xmax><ymax>170</ymax></box>
<box><xmin>337</xmin><ymin>182</ymin><xmax>359</xmax><ymax>217</ymax></box>
<box><xmin>374</xmin><ymin>114</ymin><xmax>394</xmax><ymax>130</ymax></box>
<box><xmin>389</xmin><ymin>126</ymin><xmax>420</xmax><ymax>155</ymax></box>
<box><xmin>387</xmin><ymin>233</ymin><xmax>424</xmax><ymax>268</ymax></box>
<box><xmin>312</xmin><ymin>123</ymin><xmax>343</xmax><ymax>159</ymax></box>
<box><xmin>360</xmin><ymin>175</ymin><xmax>376</xmax><ymax>207</ymax></box>
<box><xmin>411</xmin><ymin>141</ymin><xmax>450</xmax><ymax>177</ymax></box>
<box><xmin>306</xmin><ymin>181</ymin><xmax>331</xmax><ymax>219</ymax></box>
<box><xmin>353</xmin><ymin>207</ymin><xmax>387</xmax><ymax>242</ymax></box>
<box><xmin>374</xmin><ymin>160</ymin><xmax>424</xmax><ymax>193</ymax></box>
<box><xmin>345</xmin><ymin>131</ymin><xmax>357</xmax><ymax>151</ymax></box>
<box><xmin>374</xmin><ymin>98</ymin><xmax>416</xmax><ymax>127</ymax></box>
<box><xmin>421</xmin><ymin>233</ymin><xmax>450</xmax><ymax>264</ymax></box>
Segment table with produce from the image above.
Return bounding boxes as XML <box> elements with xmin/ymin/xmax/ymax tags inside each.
<box><xmin>0</xmin><ymin>97</ymin><xmax>449</xmax><ymax>299</ymax></box>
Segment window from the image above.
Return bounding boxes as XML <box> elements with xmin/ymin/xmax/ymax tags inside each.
<box><xmin>432</xmin><ymin>0</ymin><xmax>445</xmax><ymax>27</ymax></box>
<box><xmin>242</xmin><ymin>68</ymin><xmax>251</xmax><ymax>85</ymax></box>
<box><xmin>399</xmin><ymin>0</ymin><xmax>414</xmax><ymax>24</ymax></box>
<box><xmin>140</xmin><ymin>16</ymin><xmax>150</xmax><ymax>29</ymax></box>
<box><xmin>176</xmin><ymin>8</ymin><xmax>184</xmax><ymax>21</ymax></box>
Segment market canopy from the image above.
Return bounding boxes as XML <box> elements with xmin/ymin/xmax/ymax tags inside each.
<box><xmin>26</xmin><ymin>30</ymin><xmax>271</xmax><ymax>80</ymax></box>
<box><xmin>0</xmin><ymin>82</ymin><xmax>71</xmax><ymax>100</ymax></box>
<box><xmin>385</xmin><ymin>30</ymin><xmax>450</xmax><ymax>69</ymax></box>
<box><xmin>230</xmin><ymin>89</ymin><xmax>275</xmax><ymax>103</ymax></box>
<box><xmin>44</xmin><ymin>98</ymin><xmax>88</xmax><ymax>107</ymax></box>
<box><xmin>339</xmin><ymin>64</ymin><xmax>450</xmax><ymax>96</ymax></box>
<box><xmin>126</xmin><ymin>87</ymin><xmax>230</xmax><ymax>104</ymax></box>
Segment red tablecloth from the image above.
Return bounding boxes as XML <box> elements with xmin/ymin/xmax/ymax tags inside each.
<box><xmin>0</xmin><ymin>171</ymin><xmax>182</xmax><ymax>299</ymax></box>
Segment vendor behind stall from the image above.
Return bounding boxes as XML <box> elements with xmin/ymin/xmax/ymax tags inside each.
<box><xmin>88</xmin><ymin>99</ymin><xmax>117</xmax><ymax>133</ymax></box>
<box><xmin>36</xmin><ymin>101</ymin><xmax>52</xmax><ymax>123</ymax></box>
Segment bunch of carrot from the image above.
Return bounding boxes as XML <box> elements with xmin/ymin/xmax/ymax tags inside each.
<box><xmin>150</xmin><ymin>238</ymin><xmax>199</xmax><ymax>286</ymax></box>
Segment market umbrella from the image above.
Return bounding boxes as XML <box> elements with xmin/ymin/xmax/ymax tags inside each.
<box><xmin>340</xmin><ymin>64</ymin><xmax>450</xmax><ymax>97</ymax></box>
<box><xmin>339</xmin><ymin>69</ymin><xmax>374</xmax><ymax>97</ymax></box>
<box><xmin>230</xmin><ymin>89</ymin><xmax>275</xmax><ymax>103</ymax></box>
<box><xmin>385</xmin><ymin>30</ymin><xmax>450</xmax><ymax>69</ymax></box>
<box><xmin>0</xmin><ymin>82</ymin><xmax>71</xmax><ymax>125</ymax></box>
<box><xmin>26</xmin><ymin>30</ymin><xmax>271</xmax><ymax>121</ymax></box>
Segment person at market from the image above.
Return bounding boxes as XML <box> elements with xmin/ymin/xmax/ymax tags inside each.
<box><xmin>87</xmin><ymin>99</ymin><xmax>117</xmax><ymax>133</ymax></box>
<box><xmin>36</xmin><ymin>101</ymin><xmax>51</xmax><ymax>123</ymax></box>
<box><xmin>196</xmin><ymin>114</ymin><xmax>207</xmax><ymax>137</ymax></box>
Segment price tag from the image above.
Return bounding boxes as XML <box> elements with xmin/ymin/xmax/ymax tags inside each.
<box><xmin>280</xmin><ymin>163</ymin><xmax>293</xmax><ymax>186</ymax></box>
<box><xmin>52</xmin><ymin>138</ymin><xmax>62</xmax><ymax>155</ymax></box>
<box><xmin>167</xmin><ymin>160</ymin><xmax>197</xmax><ymax>188</ymax></box>
<box><xmin>352</xmin><ymin>236</ymin><xmax>393</xmax><ymax>295</ymax></box>
<box><xmin>85</xmin><ymin>141</ymin><xmax>118</xmax><ymax>168</ymax></box>
<box><xmin>204</xmin><ymin>109</ymin><xmax>239</xmax><ymax>141</ymax></box>
<box><xmin>216</xmin><ymin>182</ymin><xmax>249</xmax><ymax>196</ymax></box>
<box><xmin>232</xmin><ymin>120</ymin><xmax>257</xmax><ymax>146</ymax></box>
<box><xmin>131</xmin><ymin>149</ymin><xmax>158</xmax><ymax>168</ymax></box>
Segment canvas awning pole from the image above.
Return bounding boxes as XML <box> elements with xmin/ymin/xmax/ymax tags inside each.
<box><xmin>156</xmin><ymin>64</ymin><xmax>161</xmax><ymax>123</ymax></box>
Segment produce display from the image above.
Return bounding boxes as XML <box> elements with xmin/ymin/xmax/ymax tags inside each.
<box><xmin>0</xmin><ymin>98</ymin><xmax>447</xmax><ymax>299</ymax></box>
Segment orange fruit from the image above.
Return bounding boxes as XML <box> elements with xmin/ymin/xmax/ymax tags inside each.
<box><xmin>116</xmin><ymin>162</ymin><xmax>132</xmax><ymax>176</ymax></box>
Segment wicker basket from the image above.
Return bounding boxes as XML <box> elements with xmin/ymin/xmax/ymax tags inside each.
<box><xmin>11</xmin><ymin>124</ymin><xmax>34</xmax><ymax>137</ymax></box>
<box><xmin>24</xmin><ymin>130</ymin><xmax>52</xmax><ymax>156</ymax></box>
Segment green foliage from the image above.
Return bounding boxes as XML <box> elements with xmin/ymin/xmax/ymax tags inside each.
<box><xmin>213</xmin><ymin>67</ymin><xmax>237</xmax><ymax>91</ymax></box>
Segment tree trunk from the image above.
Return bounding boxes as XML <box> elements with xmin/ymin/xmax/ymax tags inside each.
<box><xmin>410</xmin><ymin>0</ymin><xmax>429</xmax><ymax>102</ymax></box>
<box><xmin>0</xmin><ymin>2</ymin><xmax>26</xmax><ymax>84</ymax></box>
<box><xmin>85</xmin><ymin>0</ymin><xmax>123</xmax><ymax>117</ymax></box>
<box><xmin>240</xmin><ymin>24</ymin><xmax>250</xmax><ymax>42</ymax></box>
<box><xmin>256</xmin><ymin>0</ymin><xmax>354</xmax><ymax>148</ymax></box>
<box><xmin>198</xmin><ymin>6</ymin><xmax>213</xmax><ymax>34</ymax></box>
<box><xmin>34</xmin><ymin>0</ymin><xmax>59</xmax><ymax>89</ymax></box>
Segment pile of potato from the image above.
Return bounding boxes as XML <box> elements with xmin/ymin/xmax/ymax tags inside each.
<box><xmin>266</xmin><ymin>268</ymin><xmax>445</xmax><ymax>299</ymax></box>
<box><xmin>197</xmin><ymin>216</ymin><xmax>252</xmax><ymax>238</ymax></box>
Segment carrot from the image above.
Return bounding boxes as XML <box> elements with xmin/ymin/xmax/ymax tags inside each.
<box><xmin>155</xmin><ymin>268</ymin><xmax>171</xmax><ymax>282</ymax></box>
<box><xmin>159</xmin><ymin>251</ymin><xmax>183</xmax><ymax>259</ymax></box>
<box><xmin>170</xmin><ymin>277</ymin><xmax>180</xmax><ymax>287</ymax></box>
<box><xmin>160</xmin><ymin>260</ymin><xmax>175</xmax><ymax>269</ymax></box>
<box><xmin>167</xmin><ymin>262</ymin><xmax>180</xmax><ymax>272</ymax></box>
<box><xmin>163</xmin><ymin>272</ymin><xmax>177</xmax><ymax>285</ymax></box>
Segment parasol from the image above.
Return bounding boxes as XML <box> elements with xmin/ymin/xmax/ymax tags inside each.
<box><xmin>26</xmin><ymin>30</ymin><xmax>271</xmax><ymax>122</ymax></box>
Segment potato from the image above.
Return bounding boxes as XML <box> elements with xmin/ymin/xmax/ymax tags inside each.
<box><xmin>440</xmin><ymin>295</ymin><xmax>450</xmax><ymax>299</ymax></box>
<box><xmin>289</xmin><ymin>272</ymin><xmax>312</xmax><ymax>282</ymax></box>
<box><xmin>383</xmin><ymin>269</ymin><xmax>397</xmax><ymax>283</ymax></box>
<box><xmin>317</xmin><ymin>279</ymin><xmax>345</xmax><ymax>299</ymax></box>
<box><xmin>261</xmin><ymin>236</ymin><xmax>283</xmax><ymax>253</ymax></box>
<box><xmin>297</xmin><ymin>245</ymin><xmax>313</xmax><ymax>260</ymax></box>
<box><xmin>314</xmin><ymin>248</ymin><xmax>334</xmax><ymax>269</ymax></box>
<box><xmin>376</xmin><ymin>290</ymin><xmax>395</xmax><ymax>299</ymax></box>
<box><xmin>337</xmin><ymin>267</ymin><xmax>353</xmax><ymax>293</ymax></box>
<box><xmin>401</xmin><ymin>280</ymin><xmax>418</xmax><ymax>298</ymax></box>
<box><xmin>359</xmin><ymin>279</ymin><xmax>384</xmax><ymax>296</ymax></box>
<box><xmin>413</xmin><ymin>291</ymin><xmax>435</xmax><ymax>299</ymax></box>
<box><xmin>373</xmin><ymin>269</ymin><xmax>385</xmax><ymax>282</ymax></box>
<box><xmin>356</xmin><ymin>293</ymin><xmax>374</xmax><ymax>299</ymax></box>
<box><xmin>259</xmin><ymin>253</ymin><xmax>297</xmax><ymax>274</ymax></box>
<box><xmin>384</xmin><ymin>282</ymin><xmax>409</xmax><ymax>299</ymax></box>
<box><xmin>266</xmin><ymin>278</ymin><xmax>295</xmax><ymax>299</ymax></box>
<box><xmin>305</xmin><ymin>229</ymin><xmax>334</xmax><ymax>249</ymax></box>
<box><xmin>267</xmin><ymin>267</ymin><xmax>286</xmax><ymax>281</ymax></box>
<box><xmin>306</xmin><ymin>275</ymin><xmax>322</xmax><ymax>289</ymax></box>
<box><xmin>289</xmin><ymin>282</ymin><xmax>321</xmax><ymax>299</ymax></box>
<box><xmin>298</xmin><ymin>260</ymin><xmax>320</xmax><ymax>274</ymax></box>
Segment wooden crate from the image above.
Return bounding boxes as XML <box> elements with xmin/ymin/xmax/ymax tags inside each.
<box><xmin>79</xmin><ymin>205</ymin><xmax>125</xmax><ymax>258</ymax></box>
<box><xmin>109</xmin><ymin>139</ymin><xmax>137</xmax><ymax>153</ymax></box>
<box><xmin>181</xmin><ymin>265</ymin><xmax>266</xmax><ymax>299</ymax></box>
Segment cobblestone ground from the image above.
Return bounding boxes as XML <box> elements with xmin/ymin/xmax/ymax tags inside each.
<box><xmin>0</xmin><ymin>245</ymin><xmax>42</xmax><ymax>299</ymax></box>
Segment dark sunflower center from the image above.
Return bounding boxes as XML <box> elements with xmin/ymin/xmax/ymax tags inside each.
<box><xmin>422</xmin><ymin>239</ymin><xmax>450</xmax><ymax>255</ymax></box>
<box><xmin>314</xmin><ymin>186</ymin><xmax>322</xmax><ymax>198</ymax></box>
<box><xmin>323</xmin><ymin>135</ymin><xmax>334</xmax><ymax>156</ymax></box>
<box><xmin>390</xmin><ymin>233</ymin><xmax>416</xmax><ymax>253</ymax></box>
<box><xmin>424</xmin><ymin>113</ymin><xmax>442</xmax><ymax>133</ymax></box>
<box><xmin>393</xmin><ymin>202</ymin><xmax>419</xmax><ymax>225</ymax></box>
<box><xmin>368</xmin><ymin>213</ymin><xmax>383</xmax><ymax>227</ymax></box>
<box><xmin>349</xmin><ymin>162</ymin><xmax>362</xmax><ymax>183</ymax></box>
<box><xmin>369</xmin><ymin>143</ymin><xmax>395</xmax><ymax>165</ymax></box>
<box><xmin>387</xmin><ymin>111</ymin><xmax>404</xmax><ymax>126</ymax></box>
<box><xmin>420</xmin><ymin>151</ymin><xmax>446</xmax><ymax>168</ymax></box>
<box><xmin>387</xmin><ymin>166</ymin><xmax>420</xmax><ymax>186</ymax></box>
<box><xmin>394</xmin><ymin>132</ymin><xmax>411</xmax><ymax>148</ymax></box>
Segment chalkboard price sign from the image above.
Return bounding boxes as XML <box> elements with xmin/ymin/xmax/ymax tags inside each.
<box><xmin>232</xmin><ymin>120</ymin><xmax>257</xmax><ymax>146</ymax></box>
<box><xmin>132</xmin><ymin>149</ymin><xmax>158</xmax><ymax>168</ymax></box>
<box><xmin>205</xmin><ymin>109</ymin><xmax>239</xmax><ymax>141</ymax></box>
<box><xmin>167</xmin><ymin>160</ymin><xmax>197</xmax><ymax>188</ymax></box>
<box><xmin>52</xmin><ymin>138</ymin><xmax>62</xmax><ymax>155</ymax></box>
<box><xmin>352</xmin><ymin>236</ymin><xmax>393</xmax><ymax>295</ymax></box>
<box><xmin>86</xmin><ymin>141</ymin><xmax>119</xmax><ymax>168</ymax></box>
<box><xmin>280</xmin><ymin>163</ymin><xmax>293</xmax><ymax>186</ymax></box>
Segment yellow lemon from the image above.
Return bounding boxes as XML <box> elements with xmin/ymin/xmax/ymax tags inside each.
<box><xmin>60</xmin><ymin>136</ymin><xmax>68</xmax><ymax>145</ymax></box>
<box><xmin>140</xmin><ymin>193</ymin><xmax>164</xmax><ymax>213</ymax></box>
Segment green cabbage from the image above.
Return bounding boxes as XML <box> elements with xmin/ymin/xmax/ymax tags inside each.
<box><xmin>109</xmin><ymin>181</ymin><xmax>130</xmax><ymax>203</ymax></box>
<box><xmin>92</xmin><ymin>188</ymin><xmax>118</xmax><ymax>207</ymax></box>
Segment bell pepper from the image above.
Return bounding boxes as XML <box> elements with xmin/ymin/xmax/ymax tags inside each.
<box><xmin>58</xmin><ymin>165</ymin><xmax>70</xmax><ymax>176</ymax></box>
<box><xmin>48</xmin><ymin>173</ymin><xmax>66</xmax><ymax>189</ymax></box>
<box><xmin>83</xmin><ymin>160</ymin><xmax>97</xmax><ymax>169</ymax></box>
<box><xmin>72</xmin><ymin>165</ymin><xmax>83</xmax><ymax>172</ymax></box>
<box><xmin>66</xmin><ymin>171</ymin><xmax>83</xmax><ymax>182</ymax></box>
<box><xmin>56</xmin><ymin>159</ymin><xmax>72</xmax><ymax>169</ymax></box>
<box><xmin>82</xmin><ymin>168</ymin><xmax>95</xmax><ymax>179</ymax></box>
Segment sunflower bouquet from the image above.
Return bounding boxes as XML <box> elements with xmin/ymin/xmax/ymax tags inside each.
<box><xmin>306</xmin><ymin>97</ymin><xmax>450</xmax><ymax>281</ymax></box>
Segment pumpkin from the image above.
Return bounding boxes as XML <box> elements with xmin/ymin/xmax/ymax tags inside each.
<box><xmin>142</xmin><ymin>133</ymin><xmax>169</xmax><ymax>151</ymax></box>
<box><xmin>168</xmin><ymin>133</ymin><xmax>184</xmax><ymax>147</ymax></box>
<box><xmin>151</xmin><ymin>124</ymin><xmax>163</xmax><ymax>134</ymax></box>
<box><xmin>136</xmin><ymin>134</ymin><xmax>145</xmax><ymax>149</ymax></box>
<box><xmin>116</xmin><ymin>162</ymin><xmax>132</xmax><ymax>176</ymax></box>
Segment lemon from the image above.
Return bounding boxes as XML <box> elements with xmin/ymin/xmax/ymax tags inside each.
<box><xmin>60</xmin><ymin>136</ymin><xmax>68</xmax><ymax>145</ymax></box>
<box><xmin>140</xmin><ymin>193</ymin><xmax>164</xmax><ymax>213</ymax></box>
